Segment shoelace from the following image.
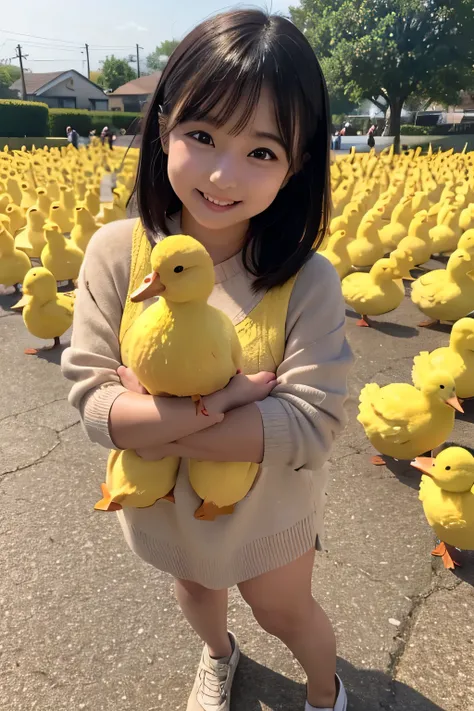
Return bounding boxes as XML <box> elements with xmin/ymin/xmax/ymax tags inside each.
<box><xmin>198</xmin><ymin>661</ymin><xmax>228</xmax><ymax>706</ymax></box>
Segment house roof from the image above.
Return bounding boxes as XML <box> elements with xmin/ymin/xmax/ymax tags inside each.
<box><xmin>110</xmin><ymin>71</ymin><xmax>161</xmax><ymax>96</ymax></box>
<box><xmin>10</xmin><ymin>69</ymin><xmax>107</xmax><ymax>96</ymax></box>
<box><xmin>10</xmin><ymin>71</ymin><xmax>63</xmax><ymax>94</ymax></box>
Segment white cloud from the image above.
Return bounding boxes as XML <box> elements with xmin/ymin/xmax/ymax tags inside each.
<box><xmin>115</xmin><ymin>21</ymin><xmax>148</xmax><ymax>32</ymax></box>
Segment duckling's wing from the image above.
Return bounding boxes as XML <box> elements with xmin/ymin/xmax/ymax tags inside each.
<box><xmin>342</xmin><ymin>274</ymin><xmax>372</xmax><ymax>303</ymax></box>
<box><xmin>412</xmin><ymin>351</ymin><xmax>431</xmax><ymax>388</ymax></box>
<box><xmin>369</xmin><ymin>384</ymin><xmax>429</xmax><ymax>442</ymax></box>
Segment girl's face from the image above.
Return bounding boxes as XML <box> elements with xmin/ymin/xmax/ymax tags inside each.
<box><xmin>165</xmin><ymin>88</ymin><xmax>291</xmax><ymax>234</ymax></box>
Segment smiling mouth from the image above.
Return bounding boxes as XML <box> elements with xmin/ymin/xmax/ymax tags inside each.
<box><xmin>197</xmin><ymin>190</ymin><xmax>241</xmax><ymax>207</ymax></box>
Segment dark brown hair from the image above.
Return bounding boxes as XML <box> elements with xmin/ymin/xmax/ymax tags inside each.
<box><xmin>134</xmin><ymin>9</ymin><xmax>330</xmax><ymax>289</ymax></box>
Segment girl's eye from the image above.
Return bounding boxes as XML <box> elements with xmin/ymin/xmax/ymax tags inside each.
<box><xmin>188</xmin><ymin>131</ymin><xmax>214</xmax><ymax>147</ymax></box>
<box><xmin>249</xmin><ymin>147</ymin><xmax>276</xmax><ymax>161</ymax></box>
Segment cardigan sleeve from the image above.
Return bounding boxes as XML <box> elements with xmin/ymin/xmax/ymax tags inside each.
<box><xmin>61</xmin><ymin>219</ymin><xmax>135</xmax><ymax>448</ymax></box>
<box><xmin>256</xmin><ymin>253</ymin><xmax>353</xmax><ymax>472</ymax></box>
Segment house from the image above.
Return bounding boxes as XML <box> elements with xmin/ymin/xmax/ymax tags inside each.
<box><xmin>108</xmin><ymin>72</ymin><xmax>161</xmax><ymax>112</ymax></box>
<box><xmin>10</xmin><ymin>70</ymin><xmax>109</xmax><ymax>110</ymax></box>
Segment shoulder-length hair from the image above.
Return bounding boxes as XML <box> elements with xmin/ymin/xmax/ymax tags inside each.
<box><xmin>134</xmin><ymin>9</ymin><xmax>331</xmax><ymax>290</ymax></box>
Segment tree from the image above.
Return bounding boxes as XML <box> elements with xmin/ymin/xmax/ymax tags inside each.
<box><xmin>97</xmin><ymin>56</ymin><xmax>136</xmax><ymax>92</ymax></box>
<box><xmin>0</xmin><ymin>64</ymin><xmax>21</xmax><ymax>99</ymax></box>
<box><xmin>89</xmin><ymin>70</ymin><xmax>102</xmax><ymax>85</ymax></box>
<box><xmin>290</xmin><ymin>0</ymin><xmax>474</xmax><ymax>151</ymax></box>
<box><xmin>146</xmin><ymin>39</ymin><xmax>180</xmax><ymax>72</ymax></box>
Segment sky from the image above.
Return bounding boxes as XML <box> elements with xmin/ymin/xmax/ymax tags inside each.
<box><xmin>1</xmin><ymin>0</ymin><xmax>292</xmax><ymax>76</ymax></box>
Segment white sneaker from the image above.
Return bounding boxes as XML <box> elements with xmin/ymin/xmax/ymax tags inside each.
<box><xmin>186</xmin><ymin>632</ymin><xmax>240</xmax><ymax>711</ymax></box>
<box><xmin>306</xmin><ymin>675</ymin><xmax>347</xmax><ymax>711</ymax></box>
<box><xmin>334</xmin><ymin>674</ymin><xmax>348</xmax><ymax>711</ymax></box>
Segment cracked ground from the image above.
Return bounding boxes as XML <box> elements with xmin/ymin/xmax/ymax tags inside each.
<box><xmin>1</xmin><ymin>271</ymin><xmax>473</xmax><ymax>711</ymax></box>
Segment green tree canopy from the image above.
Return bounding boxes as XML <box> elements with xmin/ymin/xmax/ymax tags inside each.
<box><xmin>290</xmin><ymin>0</ymin><xmax>474</xmax><ymax>150</ymax></box>
<box><xmin>146</xmin><ymin>39</ymin><xmax>180</xmax><ymax>72</ymax></box>
<box><xmin>97</xmin><ymin>56</ymin><xmax>137</xmax><ymax>92</ymax></box>
<box><xmin>0</xmin><ymin>65</ymin><xmax>22</xmax><ymax>99</ymax></box>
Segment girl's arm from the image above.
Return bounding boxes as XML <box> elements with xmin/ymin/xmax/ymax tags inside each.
<box><xmin>138</xmin><ymin>254</ymin><xmax>354</xmax><ymax>468</ymax></box>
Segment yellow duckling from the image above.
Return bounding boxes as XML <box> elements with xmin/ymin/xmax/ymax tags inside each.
<box><xmin>14</xmin><ymin>207</ymin><xmax>46</xmax><ymax>259</ymax></box>
<box><xmin>15</xmin><ymin>267</ymin><xmax>75</xmax><ymax>354</ymax></box>
<box><xmin>20</xmin><ymin>181</ymin><xmax>37</xmax><ymax>211</ymax></box>
<box><xmin>70</xmin><ymin>206</ymin><xmax>97</xmax><ymax>253</ymax></box>
<box><xmin>5</xmin><ymin>203</ymin><xmax>26</xmax><ymax>236</ymax></box>
<box><xmin>412</xmin><ymin>318</ymin><xmax>474</xmax><ymax>399</ymax></box>
<box><xmin>379</xmin><ymin>195</ymin><xmax>413</xmax><ymax>250</ymax></box>
<box><xmin>397</xmin><ymin>210</ymin><xmax>433</xmax><ymax>266</ymax></box>
<box><xmin>347</xmin><ymin>214</ymin><xmax>385</xmax><ymax>268</ymax></box>
<box><xmin>412</xmin><ymin>447</ymin><xmax>474</xmax><ymax>569</ymax></box>
<box><xmin>48</xmin><ymin>200</ymin><xmax>73</xmax><ymax>234</ymax></box>
<box><xmin>34</xmin><ymin>187</ymin><xmax>52</xmax><ymax>220</ymax></box>
<box><xmin>41</xmin><ymin>223</ymin><xmax>84</xmax><ymax>283</ymax></box>
<box><xmin>341</xmin><ymin>252</ymin><xmax>408</xmax><ymax>327</ymax></box>
<box><xmin>96</xmin><ymin>235</ymin><xmax>259</xmax><ymax>521</ymax></box>
<box><xmin>0</xmin><ymin>192</ymin><xmax>12</xmax><ymax>212</ymax></box>
<box><xmin>457</xmin><ymin>228</ymin><xmax>474</xmax><ymax>253</ymax></box>
<box><xmin>0</xmin><ymin>225</ymin><xmax>31</xmax><ymax>291</ymax></box>
<box><xmin>84</xmin><ymin>187</ymin><xmax>100</xmax><ymax>216</ymax></box>
<box><xmin>319</xmin><ymin>229</ymin><xmax>351</xmax><ymax>279</ymax></box>
<box><xmin>358</xmin><ymin>371</ymin><xmax>463</xmax><ymax>464</ymax></box>
<box><xmin>459</xmin><ymin>203</ymin><xmax>474</xmax><ymax>233</ymax></box>
<box><xmin>430</xmin><ymin>206</ymin><xmax>462</xmax><ymax>254</ymax></box>
<box><xmin>411</xmin><ymin>248</ymin><xmax>474</xmax><ymax>326</ymax></box>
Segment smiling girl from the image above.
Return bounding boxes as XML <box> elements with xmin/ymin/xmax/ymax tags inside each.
<box><xmin>62</xmin><ymin>10</ymin><xmax>353</xmax><ymax>711</ymax></box>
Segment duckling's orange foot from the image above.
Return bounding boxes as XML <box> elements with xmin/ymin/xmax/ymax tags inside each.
<box><xmin>194</xmin><ymin>501</ymin><xmax>235</xmax><ymax>521</ymax></box>
<box><xmin>418</xmin><ymin>319</ymin><xmax>439</xmax><ymax>328</ymax></box>
<box><xmin>431</xmin><ymin>541</ymin><xmax>462</xmax><ymax>569</ymax></box>
<box><xmin>357</xmin><ymin>316</ymin><xmax>371</xmax><ymax>327</ymax></box>
<box><xmin>94</xmin><ymin>483</ymin><xmax>123</xmax><ymax>512</ymax></box>
<box><xmin>162</xmin><ymin>488</ymin><xmax>176</xmax><ymax>503</ymax></box>
<box><xmin>24</xmin><ymin>337</ymin><xmax>61</xmax><ymax>355</ymax></box>
<box><xmin>192</xmin><ymin>394</ymin><xmax>209</xmax><ymax>416</ymax></box>
<box><xmin>371</xmin><ymin>455</ymin><xmax>386</xmax><ymax>466</ymax></box>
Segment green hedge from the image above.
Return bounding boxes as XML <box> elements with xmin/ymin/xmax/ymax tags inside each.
<box><xmin>49</xmin><ymin>109</ymin><xmax>140</xmax><ymax>137</ymax></box>
<box><xmin>0</xmin><ymin>99</ymin><xmax>49</xmax><ymax>137</ymax></box>
<box><xmin>400</xmin><ymin>124</ymin><xmax>438</xmax><ymax>136</ymax></box>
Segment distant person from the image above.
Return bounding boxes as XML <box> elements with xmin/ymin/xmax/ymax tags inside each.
<box><xmin>66</xmin><ymin>125</ymin><xmax>79</xmax><ymax>149</ymax></box>
<box><xmin>101</xmin><ymin>125</ymin><xmax>114</xmax><ymax>150</ymax></box>
<box><xmin>333</xmin><ymin>130</ymin><xmax>342</xmax><ymax>150</ymax></box>
<box><xmin>367</xmin><ymin>124</ymin><xmax>376</xmax><ymax>149</ymax></box>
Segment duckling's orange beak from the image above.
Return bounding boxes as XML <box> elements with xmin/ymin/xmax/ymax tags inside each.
<box><xmin>446</xmin><ymin>395</ymin><xmax>464</xmax><ymax>413</ymax></box>
<box><xmin>130</xmin><ymin>271</ymin><xmax>165</xmax><ymax>302</ymax></box>
<box><xmin>411</xmin><ymin>457</ymin><xmax>434</xmax><ymax>475</ymax></box>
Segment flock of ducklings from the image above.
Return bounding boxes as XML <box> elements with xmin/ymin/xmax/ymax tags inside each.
<box><xmin>0</xmin><ymin>141</ymin><xmax>472</xmax><ymax>566</ymax></box>
<box><xmin>323</xmin><ymin>144</ymin><xmax>474</xmax><ymax>569</ymax></box>
<box><xmin>0</xmin><ymin>141</ymin><xmax>138</xmax><ymax>353</ymax></box>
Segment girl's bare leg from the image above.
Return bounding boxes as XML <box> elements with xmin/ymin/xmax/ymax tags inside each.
<box><xmin>238</xmin><ymin>548</ymin><xmax>337</xmax><ymax>709</ymax></box>
<box><xmin>174</xmin><ymin>578</ymin><xmax>232</xmax><ymax>658</ymax></box>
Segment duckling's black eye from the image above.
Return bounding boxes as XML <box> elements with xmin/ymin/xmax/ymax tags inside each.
<box><xmin>440</xmin><ymin>384</ymin><xmax>445</xmax><ymax>389</ymax></box>
<box><xmin>445</xmin><ymin>466</ymin><xmax>451</xmax><ymax>471</ymax></box>
<box><xmin>174</xmin><ymin>266</ymin><xmax>184</xmax><ymax>273</ymax></box>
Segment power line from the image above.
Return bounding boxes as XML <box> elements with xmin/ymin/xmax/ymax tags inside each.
<box><xmin>0</xmin><ymin>29</ymin><xmax>82</xmax><ymax>46</ymax></box>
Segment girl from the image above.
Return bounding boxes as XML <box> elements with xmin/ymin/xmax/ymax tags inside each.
<box><xmin>62</xmin><ymin>10</ymin><xmax>353</xmax><ymax>711</ymax></box>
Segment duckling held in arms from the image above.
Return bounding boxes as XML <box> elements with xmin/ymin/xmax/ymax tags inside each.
<box><xmin>358</xmin><ymin>371</ymin><xmax>463</xmax><ymax>465</ymax></box>
<box><xmin>412</xmin><ymin>446</ymin><xmax>474</xmax><ymax>569</ymax></box>
<box><xmin>96</xmin><ymin>235</ymin><xmax>260</xmax><ymax>521</ymax></box>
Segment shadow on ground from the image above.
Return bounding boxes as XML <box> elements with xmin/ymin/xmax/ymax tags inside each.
<box><xmin>232</xmin><ymin>656</ymin><xmax>445</xmax><ymax>710</ymax></box>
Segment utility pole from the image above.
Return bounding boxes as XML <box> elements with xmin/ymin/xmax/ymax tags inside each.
<box><xmin>136</xmin><ymin>44</ymin><xmax>143</xmax><ymax>78</ymax></box>
<box><xmin>85</xmin><ymin>43</ymin><xmax>90</xmax><ymax>79</ymax></box>
<box><xmin>16</xmin><ymin>45</ymin><xmax>27</xmax><ymax>100</ymax></box>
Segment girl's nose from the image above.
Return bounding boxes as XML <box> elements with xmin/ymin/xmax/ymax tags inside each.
<box><xmin>209</xmin><ymin>157</ymin><xmax>238</xmax><ymax>191</ymax></box>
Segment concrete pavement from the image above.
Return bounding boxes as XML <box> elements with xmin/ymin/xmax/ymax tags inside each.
<box><xmin>1</xmin><ymin>275</ymin><xmax>473</xmax><ymax>711</ymax></box>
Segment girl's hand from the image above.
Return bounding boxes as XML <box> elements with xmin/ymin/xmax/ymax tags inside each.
<box><xmin>117</xmin><ymin>365</ymin><xmax>148</xmax><ymax>394</ymax></box>
<box><xmin>222</xmin><ymin>371</ymin><xmax>277</xmax><ymax>411</ymax></box>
